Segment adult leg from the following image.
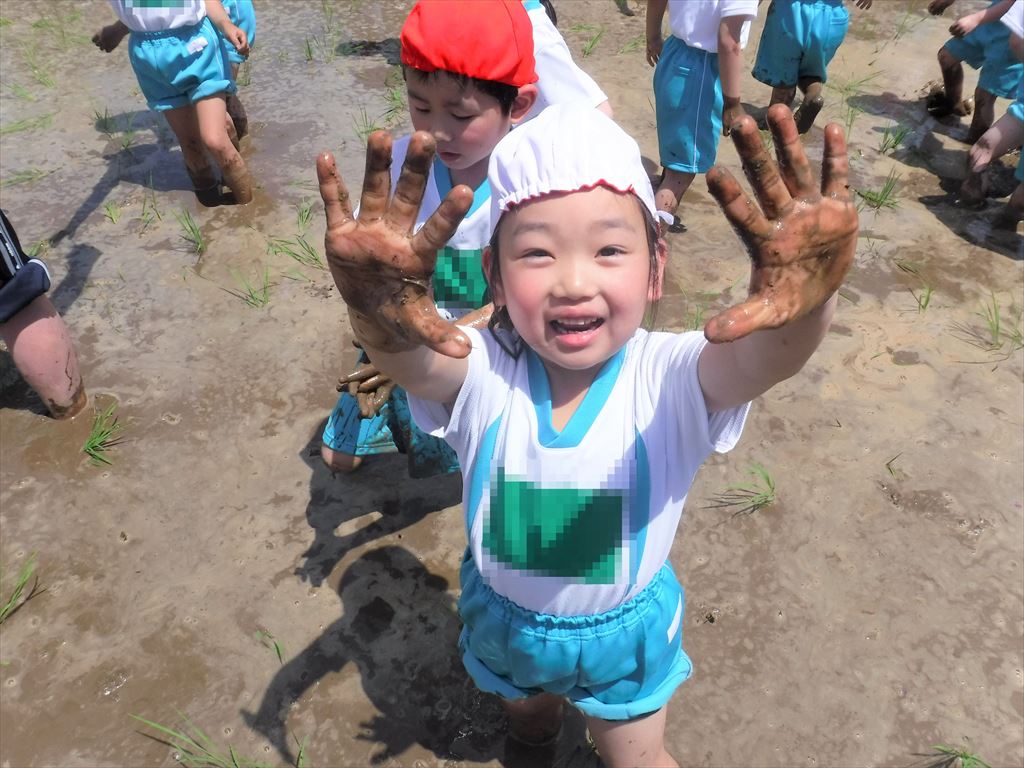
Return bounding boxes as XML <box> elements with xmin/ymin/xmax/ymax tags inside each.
<box><xmin>163</xmin><ymin>105</ymin><xmax>221</xmax><ymax>205</ymax></box>
<box><xmin>794</xmin><ymin>76</ymin><xmax>825</xmax><ymax>134</ymax></box>
<box><xmin>1</xmin><ymin>295</ymin><xmax>86</xmax><ymax>419</ymax></box>
<box><xmin>967</xmin><ymin>87</ymin><xmax>997</xmax><ymax>144</ymax></box>
<box><xmin>585</xmin><ymin>707</ymin><xmax>678</xmax><ymax>768</ymax></box>
<box><xmin>196</xmin><ymin>94</ymin><xmax>253</xmax><ymax>204</ymax></box>
<box><xmin>655</xmin><ymin>169</ymin><xmax>695</xmax><ymax>233</ymax></box>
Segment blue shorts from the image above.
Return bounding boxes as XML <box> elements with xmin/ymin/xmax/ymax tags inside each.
<box><xmin>753</xmin><ymin>0</ymin><xmax>849</xmax><ymax>87</ymax></box>
<box><xmin>221</xmin><ymin>0</ymin><xmax>255</xmax><ymax>67</ymax></box>
<box><xmin>458</xmin><ymin>556</ymin><xmax>692</xmax><ymax>721</ymax></box>
<box><xmin>654</xmin><ymin>35</ymin><xmax>723</xmax><ymax>174</ymax></box>
<box><xmin>128</xmin><ymin>18</ymin><xmax>235</xmax><ymax>111</ymax></box>
<box><xmin>943</xmin><ymin>21</ymin><xmax>1023</xmax><ymax>100</ymax></box>
<box><xmin>322</xmin><ymin>389</ymin><xmax>397</xmax><ymax>457</ymax></box>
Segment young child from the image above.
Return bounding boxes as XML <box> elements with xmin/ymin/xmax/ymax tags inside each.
<box><xmin>752</xmin><ymin>0</ymin><xmax>873</xmax><ymax>134</ymax></box>
<box><xmin>1</xmin><ymin>210</ymin><xmax>87</xmax><ymax>419</ymax></box>
<box><xmin>220</xmin><ymin>0</ymin><xmax>254</xmax><ymax>140</ymax></box>
<box><xmin>927</xmin><ymin>0</ymin><xmax>1023</xmax><ymax>144</ymax></box>
<box><xmin>92</xmin><ymin>0</ymin><xmax>253</xmax><ymax>206</ymax></box>
<box><xmin>315</xmin><ymin>102</ymin><xmax>857</xmax><ymax>764</ymax></box>
<box><xmin>321</xmin><ymin>0</ymin><xmax>538</xmax><ymax>475</ymax></box>
<box><xmin>645</xmin><ymin>0</ymin><xmax>759</xmax><ymax>232</ymax></box>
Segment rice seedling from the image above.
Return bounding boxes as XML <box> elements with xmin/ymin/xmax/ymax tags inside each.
<box><xmin>842</xmin><ymin>104</ymin><xmax>862</xmax><ymax>137</ymax></box>
<box><xmin>353</xmin><ymin>106</ymin><xmax>383</xmax><ymax>143</ymax></box>
<box><xmin>0</xmin><ymin>554</ymin><xmax>43</xmax><ymax>625</ymax></box>
<box><xmin>582</xmin><ymin>28</ymin><xmax>605</xmax><ymax>58</ymax></box>
<box><xmin>26</xmin><ymin>239</ymin><xmax>50</xmax><ymax>258</ymax></box>
<box><xmin>704</xmin><ymin>463</ymin><xmax>777</xmax><ymax>517</ymax></box>
<box><xmin>892</xmin><ymin>3</ymin><xmax>927</xmax><ymax>43</ymax></box>
<box><xmin>683</xmin><ymin>302</ymin><xmax>706</xmax><ymax>331</ymax></box>
<box><xmin>1</xmin><ymin>168</ymin><xmax>52</xmax><ymax>187</ymax></box>
<box><xmin>174</xmin><ymin>209</ymin><xmax>205</xmax><ymax>256</ymax></box>
<box><xmin>21</xmin><ymin>42</ymin><xmax>55</xmax><ymax>88</ymax></box>
<box><xmin>885</xmin><ymin>453</ymin><xmax>907</xmax><ymax>480</ymax></box>
<box><xmin>103</xmin><ymin>201</ymin><xmax>122</xmax><ymax>224</ymax></box>
<box><xmin>856</xmin><ymin>169</ymin><xmax>900</xmax><ymax>211</ymax></box>
<box><xmin>569</xmin><ymin>22</ymin><xmax>599</xmax><ymax>35</ymax></box>
<box><xmin>303</xmin><ymin>37</ymin><xmax>314</xmax><ymax>62</ymax></box>
<box><xmin>120</xmin><ymin>115</ymin><xmax>138</xmax><ymax>153</ymax></box>
<box><xmin>228</xmin><ymin>267</ymin><xmax>271</xmax><ymax>308</ymax></box>
<box><xmin>139</xmin><ymin>174</ymin><xmax>162</xmax><ymax>232</ymax></box>
<box><xmin>826</xmin><ymin>70</ymin><xmax>882</xmax><ymax>109</ymax></box>
<box><xmin>255</xmin><ymin>629</ymin><xmax>284</xmax><ymax>664</ymax></box>
<box><xmin>618</xmin><ymin>34</ymin><xmax>645</xmax><ymax>54</ymax></box>
<box><xmin>931</xmin><ymin>745</ymin><xmax>991</xmax><ymax>768</ymax></box>
<box><xmin>911</xmin><ymin>279</ymin><xmax>934</xmax><ymax>313</ymax></box>
<box><xmin>895</xmin><ymin>258</ymin><xmax>920</xmax><ymax>276</ymax></box>
<box><xmin>268</xmin><ymin>236</ymin><xmax>324</xmax><ymax>270</ymax></box>
<box><xmin>878</xmin><ymin>122</ymin><xmax>910</xmax><ymax>154</ymax></box>
<box><xmin>0</xmin><ymin>17</ymin><xmax>11</xmax><ymax>26</ymax></box>
<box><xmin>131</xmin><ymin>713</ymin><xmax>276</xmax><ymax>768</ymax></box>
<box><xmin>83</xmin><ymin>403</ymin><xmax>124</xmax><ymax>466</ymax></box>
<box><xmin>383</xmin><ymin>75</ymin><xmax>407</xmax><ymax>127</ymax></box>
<box><xmin>977</xmin><ymin>292</ymin><xmax>1004</xmax><ymax>349</ymax></box>
<box><xmin>0</xmin><ymin>113</ymin><xmax>53</xmax><ymax>135</ymax></box>
<box><xmin>6</xmin><ymin>82</ymin><xmax>36</xmax><ymax>101</ymax></box>
<box><xmin>296</xmin><ymin>200</ymin><xmax>314</xmax><ymax>233</ymax></box>
<box><xmin>93</xmin><ymin>107</ymin><xmax>115</xmax><ymax>137</ymax></box>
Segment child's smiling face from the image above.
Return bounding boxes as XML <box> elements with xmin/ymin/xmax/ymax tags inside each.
<box><xmin>405</xmin><ymin>70</ymin><xmax>512</xmax><ymax>185</ymax></box>
<box><xmin>489</xmin><ymin>186</ymin><xmax>664</xmax><ymax>383</ymax></box>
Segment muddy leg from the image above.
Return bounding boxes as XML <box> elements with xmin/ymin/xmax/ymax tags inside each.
<box><xmin>655</xmin><ymin>168</ymin><xmax>695</xmax><ymax>233</ymax></box>
<box><xmin>930</xmin><ymin>48</ymin><xmax>972</xmax><ymax>116</ymax></box>
<box><xmin>502</xmin><ymin>694</ymin><xmax>564</xmax><ymax>744</ymax></box>
<box><xmin>320</xmin><ymin>444</ymin><xmax>362</xmax><ymax>474</ymax></box>
<box><xmin>227</xmin><ymin>64</ymin><xmax>249</xmax><ymax>141</ymax></box>
<box><xmin>996</xmin><ymin>182</ymin><xmax>1024</xmax><ymax>229</ymax></box>
<box><xmin>196</xmin><ymin>94</ymin><xmax>252</xmax><ymax>204</ymax></box>
<box><xmin>0</xmin><ymin>295</ymin><xmax>87</xmax><ymax>419</ymax></box>
<box><xmin>966</xmin><ymin>87</ymin><xmax>996</xmax><ymax>144</ymax></box>
<box><xmin>163</xmin><ymin>105</ymin><xmax>222</xmax><ymax>205</ymax></box>
<box><xmin>794</xmin><ymin>78</ymin><xmax>825</xmax><ymax>134</ymax></box>
<box><xmin>585</xmin><ymin>707</ymin><xmax>678</xmax><ymax>768</ymax></box>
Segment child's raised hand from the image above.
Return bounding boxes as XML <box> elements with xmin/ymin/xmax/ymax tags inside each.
<box><xmin>949</xmin><ymin>12</ymin><xmax>980</xmax><ymax>38</ymax></box>
<box><xmin>224</xmin><ymin>24</ymin><xmax>249</xmax><ymax>56</ymax></box>
<box><xmin>317</xmin><ymin>131</ymin><xmax>475</xmax><ymax>358</ymax></box>
<box><xmin>92</xmin><ymin>23</ymin><xmax>128</xmax><ymax>53</ymax></box>
<box><xmin>704</xmin><ymin>105</ymin><xmax>857</xmax><ymax>344</ymax></box>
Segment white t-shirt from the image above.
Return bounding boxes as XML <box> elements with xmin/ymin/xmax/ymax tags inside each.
<box><xmin>523</xmin><ymin>1</ymin><xmax>609</xmax><ymax>121</ymax></box>
<box><xmin>667</xmin><ymin>0</ymin><xmax>759</xmax><ymax>52</ymax></box>
<box><xmin>410</xmin><ymin>327</ymin><xmax>750</xmax><ymax>617</ymax></box>
<box><xmin>389</xmin><ymin>136</ymin><xmax>494</xmax><ymax>317</ymax></box>
<box><xmin>109</xmin><ymin>0</ymin><xmax>206</xmax><ymax>32</ymax></box>
<box><xmin>1002</xmin><ymin>0</ymin><xmax>1024</xmax><ymax>39</ymax></box>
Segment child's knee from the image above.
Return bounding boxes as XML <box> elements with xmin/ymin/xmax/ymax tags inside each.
<box><xmin>199</xmin><ymin>124</ymin><xmax>236</xmax><ymax>159</ymax></box>
<box><xmin>938</xmin><ymin>47</ymin><xmax>959</xmax><ymax>70</ymax></box>
<box><xmin>321</xmin><ymin>444</ymin><xmax>362</xmax><ymax>473</ymax></box>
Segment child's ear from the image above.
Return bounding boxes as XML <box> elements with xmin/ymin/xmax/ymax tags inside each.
<box><xmin>482</xmin><ymin>245</ymin><xmax>506</xmax><ymax>305</ymax></box>
<box><xmin>509</xmin><ymin>84</ymin><xmax>538</xmax><ymax>124</ymax></box>
<box><xmin>648</xmin><ymin>238</ymin><xmax>668</xmax><ymax>301</ymax></box>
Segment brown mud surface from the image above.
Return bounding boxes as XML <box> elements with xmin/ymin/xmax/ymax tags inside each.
<box><xmin>1</xmin><ymin>2</ymin><xmax>1021</xmax><ymax>766</ymax></box>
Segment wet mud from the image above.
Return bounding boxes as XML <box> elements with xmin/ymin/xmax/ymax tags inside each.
<box><xmin>1</xmin><ymin>1</ymin><xmax>1022</xmax><ymax>767</ymax></box>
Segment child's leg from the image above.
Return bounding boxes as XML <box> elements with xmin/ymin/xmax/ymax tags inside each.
<box><xmin>999</xmin><ymin>182</ymin><xmax>1024</xmax><ymax>227</ymax></box>
<box><xmin>932</xmin><ymin>47</ymin><xmax>973</xmax><ymax>116</ymax></box>
<box><xmin>161</xmin><ymin>105</ymin><xmax>221</xmax><ymax>206</ymax></box>
<box><xmin>769</xmin><ymin>85</ymin><xmax>798</xmax><ymax>108</ymax></box>
<box><xmin>794</xmin><ymin>77</ymin><xmax>825</xmax><ymax>134</ymax></box>
<box><xmin>226</xmin><ymin>63</ymin><xmax>248</xmax><ymax>142</ymax></box>
<box><xmin>195</xmin><ymin>95</ymin><xmax>253</xmax><ymax>204</ymax></box>
<box><xmin>967</xmin><ymin>87</ymin><xmax>997</xmax><ymax>144</ymax></box>
<box><xmin>655</xmin><ymin>170</ymin><xmax>695</xmax><ymax>232</ymax></box>
<box><xmin>502</xmin><ymin>694</ymin><xmax>564</xmax><ymax>744</ymax></box>
<box><xmin>585</xmin><ymin>707</ymin><xmax>678</xmax><ymax>768</ymax></box>
<box><xmin>320</xmin><ymin>444</ymin><xmax>362</xmax><ymax>473</ymax></box>
<box><xmin>0</xmin><ymin>295</ymin><xmax>87</xmax><ymax>419</ymax></box>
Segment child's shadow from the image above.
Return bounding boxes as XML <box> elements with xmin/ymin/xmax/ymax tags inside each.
<box><xmin>242</xmin><ymin>545</ymin><xmax>506</xmax><ymax>765</ymax></box>
<box><xmin>294</xmin><ymin>421</ymin><xmax>462</xmax><ymax>587</ymax></box>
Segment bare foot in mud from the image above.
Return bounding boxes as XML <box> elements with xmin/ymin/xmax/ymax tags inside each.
<box><xmin>703</xmin><ymin>104</ymin><xmax>858</xmax><ymax>343</ymax></box>
<box><xmin>926</xmin><ymin>84</ymin><xmax>973</xmax><ymax>118</ymax></box>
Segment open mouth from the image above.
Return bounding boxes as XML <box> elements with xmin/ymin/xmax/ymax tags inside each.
<box><xmin>550</xmin><ymin>317</ymin><xmax>604</xmax><ymax>334</ymax></box>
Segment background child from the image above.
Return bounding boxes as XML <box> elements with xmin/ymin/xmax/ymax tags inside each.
<box><xmin>927</xmin><ymin>0</ymin><xmax>1023</xmax><ymax>143</ymax></box>
<box><xmin>221</xmin><ymin>0</ymin><xmax>255</xmax><ymax>141</ymax></box>
<box><xmin>321</xmin><ymin>0</ymin><xmax>538</xmax><ymax>476</ymax></box>
<box><xmin>645</xmin><ymin>0</ymin><xmax>759</xmax><ymax>233</ymax></box>
<box><xmin>752</xmin><ymin>0</ymin><xmax>873</xmax><ymax>134</ymax></box>
<box><xmin>314</xmin><ymin>101</ymin><xmax>857</xmax><ymax>765</ymax></box>
<box><xmin>93</xmin><ymin>0</ymin><xmax>253</xmax><ymax>206</ymax></box>
<box><xmin>0</xmin><ymin>210</ymin><xmax>87</xmax><ymax>420</ymax></box>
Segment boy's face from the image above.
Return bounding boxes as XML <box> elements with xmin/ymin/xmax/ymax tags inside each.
<box><xmin>406</xmin><ymin>70</ymin><xmax>511</xmax><ymax>178</ymax></box>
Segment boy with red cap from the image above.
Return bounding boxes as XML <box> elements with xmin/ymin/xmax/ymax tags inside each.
<box><xmin>320</xmin><ymin>0</ymin><xmax>538</xmax><ymax>476</ymax></box>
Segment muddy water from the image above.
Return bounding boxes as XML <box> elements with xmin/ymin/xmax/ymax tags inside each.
<box><xmin>1</xmin><ymin>1</ymin><xmax>1021</xmax><ymax>766</ymax></box>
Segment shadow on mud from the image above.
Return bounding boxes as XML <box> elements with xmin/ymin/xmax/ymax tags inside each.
<box><xmin>336</xmin><ymin>37</ymin><xmax>400</xmax><ymax>65</ymax></box>
<box><xmin>242</xmin><ymin>545</ymin><xmax>507</xmax><ymax>765</ymax></box>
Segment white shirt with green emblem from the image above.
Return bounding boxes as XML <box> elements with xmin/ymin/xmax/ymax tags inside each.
<box><xmin>410</xmin><ymin>327</ymin><xmax>750</xmax><ymax>617</ymax></box>
<box><xmin>109</xmin><ymin>0</ymin><xmax>206</xmax><ymax>32</ymax></box>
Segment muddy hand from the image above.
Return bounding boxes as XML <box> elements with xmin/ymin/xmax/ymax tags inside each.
<box><xmin>704</xmin><ymin>104</ymin><xmax>857</xmax><ymax>343</ymax></box>
<box><xmin>317</xmin><ymin>132</ymin><xmax>474</xmax><ymax>357</ymax></box>
<box><xmin>337</xmin><ymin>361</ymin><xmax>395</xmax><ymax>418</ymax></box>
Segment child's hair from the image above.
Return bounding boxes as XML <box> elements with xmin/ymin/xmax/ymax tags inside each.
<box><xmin>402</xmin><ymin>66</ymin><xmax>520</xmax><ymax>116</ymax></box>
<box><xmin>485</xmin><ymin>194</ymin><xmax>662</xmax><ymax>345</ymax></box>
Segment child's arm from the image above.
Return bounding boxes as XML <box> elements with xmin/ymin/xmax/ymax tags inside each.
<box><xmin>698</xmin><ymin>105</ymin><xmax>858</xmax><ymax>411</ymax></box>
<box><xmin>949</xmin><ymin>0</ymin><xmax>1015</xmax><ymax>37</ymax></box>
<box><xmin>718</xmin><ymin>15</ymin><xmax>748</xmax><ymax>135</ymax></box>
<box><xmin>92</xmin><ymin>20</ymin><xmax>129</xmax><ymax>52</ymax></box>
<box><xmin>205</xmin><ymin>0</ymin><xmax>249</xmax><ymax>56</ymax></box>
<box><xmin>317</xmin><ymin>132</ymin><xmax>475</xmax><ymax>406</ymax></box>
<box><xmin>645</xmin><ymin>0</ymin><xmax>668</xmax><ymax>66</ymax></box>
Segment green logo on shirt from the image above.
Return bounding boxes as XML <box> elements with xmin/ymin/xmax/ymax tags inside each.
<box><xmin>484</xmin><ymin>468</ymin><xmax>623</xmax><ymax>584</ymax></box>
<box><xmin>433</xmin><ymin>246</ymin><xmax>488</xmax><ymax>309</ymax></box>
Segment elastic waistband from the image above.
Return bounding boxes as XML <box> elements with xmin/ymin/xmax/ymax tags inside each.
<box><xmin>131</xmin><ymin>19</ymin><xmax>207</xmax><ymax>40</ymax></box>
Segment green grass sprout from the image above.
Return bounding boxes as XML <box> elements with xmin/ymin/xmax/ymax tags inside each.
<box><xmin>705</xmin><ymin>464</ymin><xmax>777</xmax><ymax>517</ymax></box>
<box><xmin>227</xmin><ymin>267</ymin><xmax>271</xmax><ymax>308</ymax></box>
<box><xmin>131</xmin><ymin>713</ymin><xmax>275</xmax><ymax>768</ymax></box>
<box><xmin>104</xmin><ymin>201</ymin><xmax>122</xmax><ymax>224</ymax></box>
<box><xmin>256</xmin><ymin>629</ymin><xmax>285</xmax><ymax>664</ymax></box>
<box><xmin>83</xmin><ymin>403</ymin><xmax>124</xmax><ymax>466</ymax></box>
<box><xmin>1</xmin><ymin>112</ymin><xmax>53</xmax><ymax>135</ymax></box>
<box><xmin>174</xmin><ymin>209</ymin><xmax>206</xmax><ymax>256</ymax></box>
<box><xmin>878</xmin><ymin>122</ymin><xmax>910</xmax><ymax>154</ymax></box>
<box><xmin>0</xmin><ymin>554</ymin><xmax>44</xmax><ymax>625</ymax></box>
<box><xmin>931</xmin><ymin>745</ymin><xmax>991</xmax><ymax>768</ymax></box>
<box><xmin>856</xmin><ymin>169</ymin><xmax>900</xmax><ymax>211</ymax></box>
<box><xmin>296</xmin><ymin>200</ymin><xmax>313</xmax><ymax>233</ymax></box>
<box><xmin>582</xmin><ymin>28</ymin><xmax>605</xmax><ymax>58</ymax></box>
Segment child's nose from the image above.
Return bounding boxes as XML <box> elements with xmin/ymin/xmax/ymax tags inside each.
<box><xmin>552</xmin><ymin>259</ymin><xmax>595</xmax><ymax>299</ymax></box>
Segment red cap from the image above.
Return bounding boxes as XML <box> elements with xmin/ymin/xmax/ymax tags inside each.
<box><xmin>401</xmin><ymin>0</ymin><xmax>538</xmax><ymax>87</ymax></box>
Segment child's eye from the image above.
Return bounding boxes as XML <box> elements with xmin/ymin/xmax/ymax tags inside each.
<box><xmin>597</xmin><ymin>245</ymin><xmax>626</xmax><ymax>257</ymax></box>
<box><xmin>451</xmin><ymin>113</ymin><xmax>475</xmax><ymax>121</ymax></box>
<box><xmin>412</xmin><ymin>105</ymin><xmax>430</xmax><ymax>114</ymax></box>
<box><xmin>520</xmin><ymin>248</ymin><xmax>552</xmax><ymax>260</ymax></box>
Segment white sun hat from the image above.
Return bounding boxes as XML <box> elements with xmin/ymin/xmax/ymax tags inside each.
<box><xmin>487</xmin><ymin>102</ymin><xmax>669</xmax><ymax>226</ymax></box>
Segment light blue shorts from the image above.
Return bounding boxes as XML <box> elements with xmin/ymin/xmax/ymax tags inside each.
<box><xmin>753</xmin><ymin>0</ymin><xmax>849</xmax><ymax>87</ymax></box>
<box><xmin>322</xmin><ymin>389</ymin><xmax>396</xmax><ymax>457</ymax></box>
<box><xmin>128</xmin><ymin>18</ymin><xmax>235</xmax><ymax>111</ymax></box>
<box><xmin>654</xmin><ymin>35</ymin><xmax>723</xmax><ymax>174</ymax></box>
<box><xmin>221</xmin><ymin>0</ymin><xmax>255</xmax><ymax>67</ymax></box>
<box><xmin>458</xmin><ymin>556</ymin><xmax>692</xmax><ymax>721</ymax></box>
<box><xmin>943</xmin><ymin>21</ymin><xmax>1023</xmax><ymax>99</ymax></box>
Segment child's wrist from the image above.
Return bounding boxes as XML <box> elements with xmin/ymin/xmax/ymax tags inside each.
<box><xmin>723</xmin><ymin>95</ymin><xmax>742</xmax><ymax>109</ymax></box>
<box><xmin>349</xmin><ymin>310</ymin><xmax>420</xmax><ymax>354</ymax></box>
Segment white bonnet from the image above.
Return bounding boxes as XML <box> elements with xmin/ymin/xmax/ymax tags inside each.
<box><xmin>487</xmin><ymin>103</ymin><xmax>667</xmax><ymax>226</ymax></box>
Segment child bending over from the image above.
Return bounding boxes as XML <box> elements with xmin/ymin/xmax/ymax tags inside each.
<box><xmin>93</xmin><ymin>0</ymin><xmax>253</xmax><ymax>206</ymax></box>
<box><xmin>752</xmin><ymin>0</ymin><xmax>873</xmax><ymax>134</ymax></box>
<box><xmin>314</xmin><ymin>102</ymin><xmax>857</xmax><ymax>765</ymax></box>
